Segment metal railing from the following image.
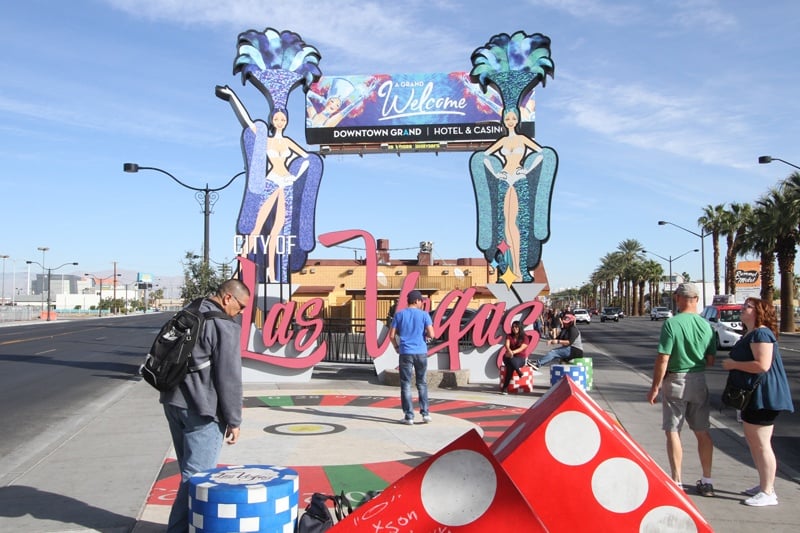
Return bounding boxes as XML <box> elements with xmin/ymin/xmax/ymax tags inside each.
<box><xmin>321</xmin><ymin>318</ymin><xmax>372</xmax><ymax>363</ymax></box>
<box><xmin>318</xmin><ymin>317</ymin><xmax>477</xmax><ymax>363</ymax></box>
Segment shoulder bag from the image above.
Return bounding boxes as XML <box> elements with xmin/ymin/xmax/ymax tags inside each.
<box><xmin>721</xmin><ymin>372</ymin><xmax>763</xmax><ymax>411</ymax></box>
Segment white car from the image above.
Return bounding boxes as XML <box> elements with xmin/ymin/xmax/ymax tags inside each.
<box><xmin>701</xmin><ymin>304</ymin><xmax>744</xmax><ymax>349</ymax></box>
<box><xmin>650</xmin><ymin>307</ymin><xmax>673</xmax><ymax>321</ymax></box>
<box><xmin>573</xmin><ymin>309</ymin><xmax>591</xmax><ymax>324</ymax></box>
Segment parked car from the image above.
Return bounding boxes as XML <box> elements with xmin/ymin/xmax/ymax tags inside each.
<box><xmin>700</xmin><ymin>303</ymin><xmax>744</xmax><ymax>349</ymax></box>
<box><xmin>573</xmin><ymin>309</ymin><xmax>591</xmax><ymax>324</ymax></box>
<box><xmin>600</xmin><ymin>307</ymin><xmax>620</xmax><ymax>322</ymax></box>
<box><xmin>650</xmin><ymin>307</ymin><xmax>673</xmax><ymax>321</ymax></box>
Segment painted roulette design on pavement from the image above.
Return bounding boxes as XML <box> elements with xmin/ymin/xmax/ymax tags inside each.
<box><xmin>147</xmin><ymin>394</ymin><xmax>527</xmax><ymax>506</ymax></box>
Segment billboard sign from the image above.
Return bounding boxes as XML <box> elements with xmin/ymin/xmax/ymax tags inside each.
<box><xmin>735</xmin><ymin>260</ymin><xmax>761</xmax><ymax>301</ymax></box>
<box><xmin>137</xmin><ymin>272</ymin><xmax>154</xmax><ymax>290</ymax></box>
<box><xmin>305</xmin><ymin>72</ymin><xmax>535</xmax><ymax>149</ymax></box>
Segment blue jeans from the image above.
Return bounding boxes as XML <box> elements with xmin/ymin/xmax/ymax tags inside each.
<box><xmin>399</xmin><ymin>354</ymin><xmax>429</xmax><ymax>420</ymax></box>
<box><xmin>536</xmin><ymin>345</ymin><xmax>572</xmax><ymax>367</ymax></box>
<box><xmin>164</xmin><ymin>404</ymin><xmax>226</xmax><ymax>533</ymax></box>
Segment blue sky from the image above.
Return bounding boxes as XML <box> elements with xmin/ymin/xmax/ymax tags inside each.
<box><xmin>1</xmin><ymin>0</ymin><xmax>799</xmax><ymax>295</ymax></box>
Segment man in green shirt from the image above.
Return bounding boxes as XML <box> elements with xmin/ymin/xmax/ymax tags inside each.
<box><xmin>647</xmin><ymin>283</ymin><xmax>716</xmax><ymax>497</ymax></box>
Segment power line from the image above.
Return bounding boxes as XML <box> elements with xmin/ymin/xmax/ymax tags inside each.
<box><xmin>322</xmin><ymin>242</ymin><xmax>419</xmax><ymax>252</ymax></box>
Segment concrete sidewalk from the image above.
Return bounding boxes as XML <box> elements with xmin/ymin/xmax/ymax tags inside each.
<box><xmin>1</xmin><ymin>340</ymin><xmax>798</xmax><ymax>532</ymax></box>
<box><xmin>589</xmin><ymin>344</ymin><xmax>800</xmax><ymax>531</ymax></box>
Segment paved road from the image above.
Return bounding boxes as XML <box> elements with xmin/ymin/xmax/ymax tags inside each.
<box><xmin>2</xmin><ymin>313</ymin><xmax>797</xmax><ymax>483</ymax></box>
<box><xmin>579</xmin><ymin>315</ymin><xmax>800</xmax><ymax>482</ymax></box>
<box><xmin>0</xmin><ymin>314</ymin><xmax>166</xmax><ymax>485</ymax></box>
<box><xmin>1</xmin><ymin>313</ymin><xmax>799</xmax><ymax>532</ymax></box>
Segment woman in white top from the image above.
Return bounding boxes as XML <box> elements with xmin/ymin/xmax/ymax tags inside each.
<box><xmin>217</xmin><ymin>85</ymin><xmax>317</xmax><ymax>283</ymax></box>
<box><xmin>482</xmin><ymin>108</ymin><xmax>543</xmax><ymax>281</ymax></box>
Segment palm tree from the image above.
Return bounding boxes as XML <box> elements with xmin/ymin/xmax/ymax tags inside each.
<box><xmin>736</xmin><ymin>203</ymin><xmax>778</xmax><ymax>310</ymax></box>
<box><xmin>725</xmin><ymin>202</ymin><xmax>752</xmax><ymax>295</ymax></box>
<box><xmin>762</xmin><ymin>186</ymin><xmax>797</xmax><ymax>332</ymax></box>
<box><xmin>719</xmin><ymin>207</ymin><xmax>735</xmax><ymax>294</ymax></box>
<box><xmin>616</xmin><ymin>239</ymin><xmax>645</xmax><ymax>316</ymax></box>
<box><xmin>698</xmin><ymin>204</ymin><xmax>727</xmax><ymax>295</ymax></box>
<box><xmin>590</xmin><ymin>268</ymin><xmax>612</xmax><ymax>310</ymax></box>
<box><xmin>769</xmin><ymin>173</ymin><xmax>800</xmax><ymax>331</ymax></box>
<box><xmin>629</xmin><ymin>260</ymin><xmax>650</xmax><ymax>315</ymax></box>
<box><xmin>593</xmin><ymin>253</ymin><xmax>624</xmax><ymax>308</ymax></box>
<box><xmin>578</xmin><ymin>282</ymin><xmax>594</xmax><ymax>308</ymax></box>
<box><xmin>642</xmin><ymin>259</ymin><xmax>664</xmax><ymax>308</ymax></box>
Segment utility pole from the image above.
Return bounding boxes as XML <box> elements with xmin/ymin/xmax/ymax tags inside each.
<box><xmin>112</xmin><ymin>261</ymin><xmax>118</xmax><ymax>314</ymax></box>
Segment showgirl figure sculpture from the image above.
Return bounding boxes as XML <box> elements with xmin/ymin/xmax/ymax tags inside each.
<box><xmin>469</xmin><ymin>31</ymin><xmax>558</xmax><ymax>284</ymax></box>
<box><xmin>217</xmin><ymin>28</ymin><xmax>324</xmax><ymax>284</ymax></box>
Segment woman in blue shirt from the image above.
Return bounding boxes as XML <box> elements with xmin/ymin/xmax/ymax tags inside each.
<box><xmin>722</xmin><ymin>298</ymin><xmax>794</xmax><ymax>507</ymax></box>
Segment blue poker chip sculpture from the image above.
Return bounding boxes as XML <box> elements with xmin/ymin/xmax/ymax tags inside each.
<box><xmin>188</xmin><ymin>464</ymin><xmax>299</xmax><ymax>532</ymax></box>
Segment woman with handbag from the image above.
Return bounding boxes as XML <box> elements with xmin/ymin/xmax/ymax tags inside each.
<box><xmin>721</xmin><ymin>298</ymin><xmax>794</xmax><ymax>507</ymax></box>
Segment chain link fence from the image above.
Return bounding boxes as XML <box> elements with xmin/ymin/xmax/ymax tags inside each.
<box><xmin>0</xmin><ymin>306</ymin><xmax>40</xmax><ymax>323</ymax></box>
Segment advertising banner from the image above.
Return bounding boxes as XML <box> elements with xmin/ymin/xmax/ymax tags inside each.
<box><xmin>305</xmin><ymin>72</ymin><xmax>535</xmax><ymax>148</ymax></box>
<box><xmin>735</xmin><ymin>260</ymin><xmax>761</xmax><ymax>301</ymax></box>
<box><xmin>137</xmin><ymin>272</ymin><xmax>154</xmax><ymax>289</ymax></box>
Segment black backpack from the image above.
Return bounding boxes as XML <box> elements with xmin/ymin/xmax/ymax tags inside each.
<box><xmin>296</xmin><ymin>492</ymin><xmax>352</xmax><ymax>533</ymax></box>
<box><xmin>140</xmin><ymin>298</ymin><xmax>232</xmax><ymax>391</ymax></box>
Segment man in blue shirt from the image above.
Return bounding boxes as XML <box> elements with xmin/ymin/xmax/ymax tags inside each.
<box><xmin>389</xmin><ymin>290</ymin><xmax>435</xmax><ymax>425</ymax></box>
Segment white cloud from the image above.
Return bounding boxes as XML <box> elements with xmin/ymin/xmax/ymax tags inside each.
<box><xmin>102</xmin><ymin>0</ymin><xmax>472</xmax><ymax>71</ymax></box>
<box><xmin>532</xmin><ymin>0</ymin><xmax>737</xmax><ymax>31</ymax></box>
<box><xmin>554</xmin><ymin>73</ymin><xmax>751</xmax><ymax>170</ymax></box>
<box><xmin>670</xmin><ymin>0</ymin><xmax>738</xmax><ymax>32</ymax></box>
<box><xmin>530</xmin><ymin>0</ymin><xmax>644</xmax><ymax>24</ymax></box>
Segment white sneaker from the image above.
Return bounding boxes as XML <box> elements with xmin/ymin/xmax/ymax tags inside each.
<box><xmin>401</xmin><ymin>418</ymin><xmax>414</xmax><ymax>425</ymax></box>
<box><xmin>422</xmin><ymin>415</ymin><xmax>432</xmax><ymax>423</ymax></box>
<box><xmin>743</xmin><ymin>485</ymin><xmax>761</xmax><ymax>497</ymax></box>
<box><xmin>744</xmin><ymin>491</ymin><xmax>778</xmax><ymax>507</ymax></box>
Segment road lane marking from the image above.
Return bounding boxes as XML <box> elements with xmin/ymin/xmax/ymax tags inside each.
<box><xmin>0</xmin><ymin>326</ymin><xmax>105</xmax><ymax>346</ymax></box>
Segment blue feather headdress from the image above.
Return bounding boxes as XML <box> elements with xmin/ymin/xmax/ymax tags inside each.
<box><xmin>232</xmin><ymin>28</ymin><xmax>322</xmax><ymax>109</ymax></box>
<box><xmin>470</xmin><ymin>31</ymin><xmax>554</xmax><ymax>115</ymax></box>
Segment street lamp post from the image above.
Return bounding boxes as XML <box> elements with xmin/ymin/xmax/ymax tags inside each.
<box><xmin>112</xmin><ymin>260</ymin><xmax>118</xmax><ymax>314</ymax></box>
<box><xmin>118</xmin><ymin>280</ymin><xmax>135</xmax><ymax>314</ymax></box>
<box><xmin>758</xmin><ymin>155</ymin><xmax>800</xmax><ymax>171</ymax></box>
<box><xmin>658</xmin><ymin>221</ymin><xmax>708</xmax><ymax>308</ymax></box>
<box><xmin>10</xmin><ymin>257</ymin><xmax>17</xmax><ymax>307</ymax></box>
<box><xmin>644</xmin><ymin>248</ymin><xmax>699</xmax><ymax>311</ymax></box>
<box><xmin>122</xmin><ymin>163</ymin><xmax>244</xmax><ymax>268</ymax></box>
<box><xmin>36</xmin><ymin>246</ymin><xmax>49</xmax><ymax>315</ymax></box>
<box><xmin>0</xmin><ymin>254</ymin><xmax>8</xmax><ymax>308</ymax></box>
<box><xmin>26</xmin><ymin>260</ymin><xmax>78</xmax><ymax>321</ymax></box>
<box><xmin>85</xmin><ymin>273</ymin><xmax>121</xmax><ymax>316</ymax></box>
<box><xmin>12</xmin><ymin>261</ymin><xmax>16</xmax><ymax>306</ymax></box>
